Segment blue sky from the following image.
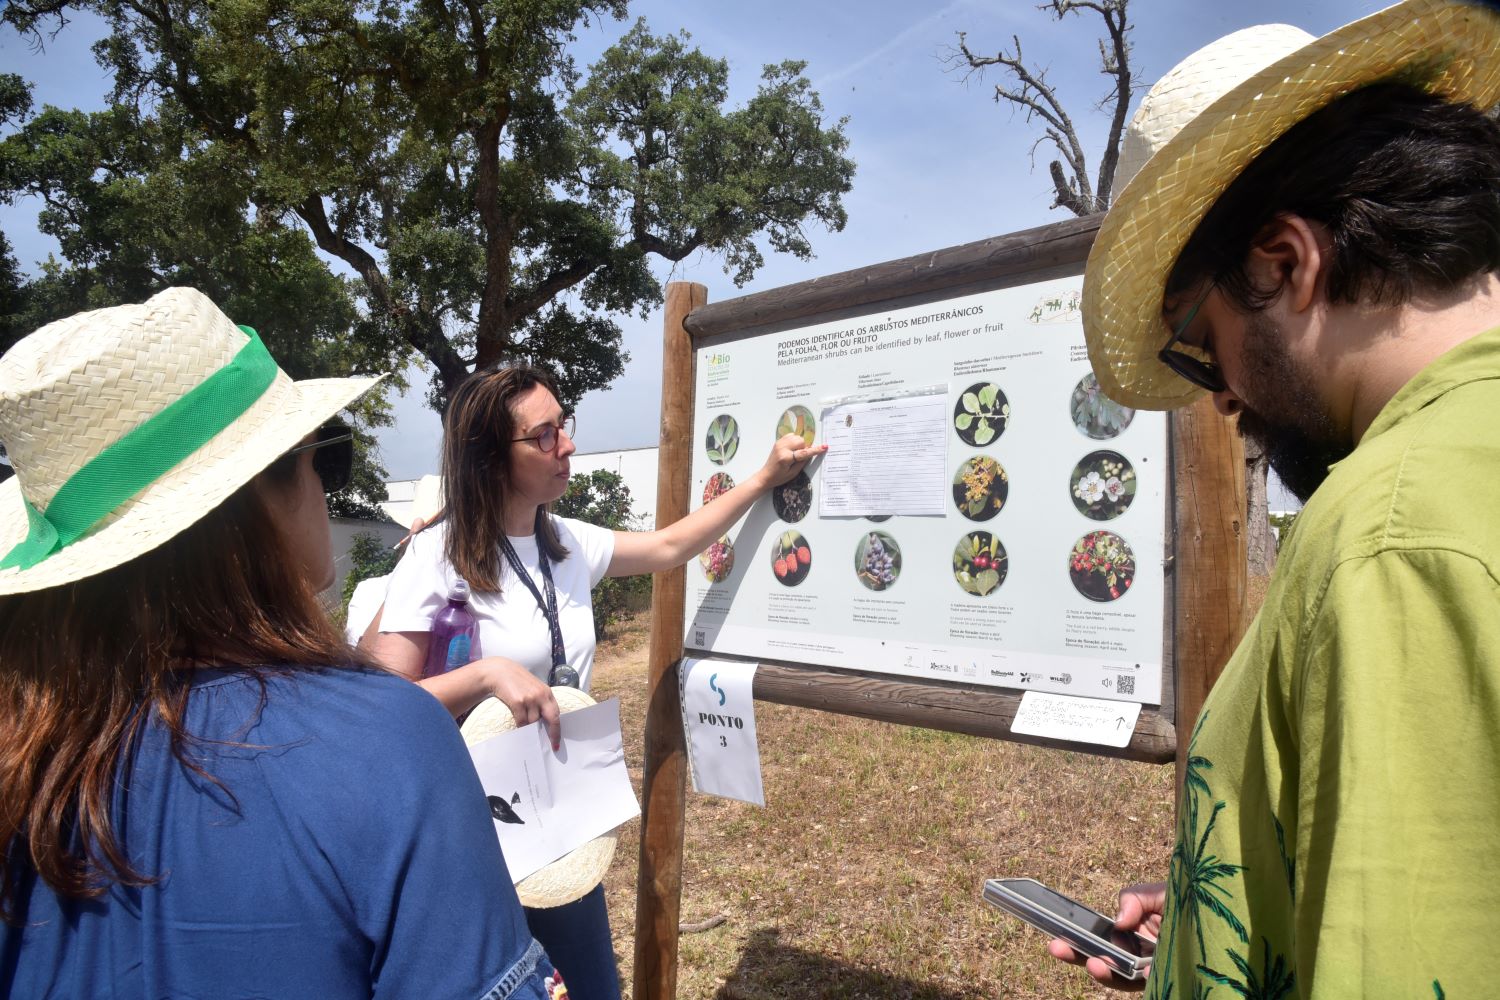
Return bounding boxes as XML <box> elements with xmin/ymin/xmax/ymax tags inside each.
<box><xmin>2</xmin><ymin>0</ymin><xmax>1383</xmax><ymax>503</ymax></box>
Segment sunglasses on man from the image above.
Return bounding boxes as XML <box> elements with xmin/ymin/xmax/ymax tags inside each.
<box><xmin>287</xmin><ymin>420</ymin><xmax>355</xmax><ymax>494</ymax></box>
<box><xmin>1157</xmin><ymin>284</ymin><xmax>1227</xmax><ymax>394</ymax></box>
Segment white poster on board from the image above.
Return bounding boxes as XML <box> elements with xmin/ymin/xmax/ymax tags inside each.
<box><xmin>685</xmin><ymin>276</ymin><xmax>1165</xmax><ymax>704</ymax></box>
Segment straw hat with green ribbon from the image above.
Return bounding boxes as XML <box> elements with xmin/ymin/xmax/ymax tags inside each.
<box><xmin>1083</xmin><ymin>0</ymin><xmax>1500</xmax><ymax>410</ymax></box>
<box><xmin>0</xmin><ymin>287</ymin><xmax>380</xmax><ymax>595</ymax></box>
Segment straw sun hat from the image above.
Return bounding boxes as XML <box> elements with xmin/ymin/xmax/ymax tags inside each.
<box><xmin>461</xmin><ymin>686</ymin><xmax>622</xmax><ymax>909</ymax></box>
<box><xmin>0</xmin><ymin>287</ymin><xmax>379</xmax><ymax>595</ymax></box>
<box><xmin>1083</xmin><ymin>0</ymin><xmax>1500</xmax><ymax>410</ymax></box>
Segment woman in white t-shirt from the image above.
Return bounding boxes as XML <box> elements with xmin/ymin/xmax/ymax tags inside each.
<box><xmin>369</xmin><ymin>364</ymin><xmax>819</xmax><ymax>1000</ymax></box>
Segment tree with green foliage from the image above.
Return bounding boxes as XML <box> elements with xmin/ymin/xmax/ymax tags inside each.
<box><xmin>2</xmin><ymin>1</ymin><xmax>854</xmax><ymax>414</ymax></box>
<box><xmin>341</xmin><ymin>529</ymin><xmax>403</xmax><ymax>617</ymax></box>
<box><xmin>553</xmin><ymin>468</ymin><xmax>646</xmax><ymax>639</ymax></box>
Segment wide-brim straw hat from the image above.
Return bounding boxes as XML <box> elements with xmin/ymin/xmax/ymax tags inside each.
<box><xmin>1083</xmin><ymin>0</ymin><xmax>1500</xmax><ymax>410</ymax></box>
<box><xmin>461</xmin><ymin>686</ymin><xmax>622</xmax><ymax>909</ymax></box>
<box><xmin>0</xmin><ymin>287</ymin><xmax>380</xmax><ymax>594</ymax></box>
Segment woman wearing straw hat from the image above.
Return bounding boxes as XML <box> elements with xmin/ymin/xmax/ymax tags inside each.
<box><xmin>369</xmin><ymin>363</ymin><xmax>823</xmax><ymax>1000</ymax></box>
<box><xmin>0</xmin><ymin>289</ymin><xmax>562</xmax><ymax>999</ymax></box>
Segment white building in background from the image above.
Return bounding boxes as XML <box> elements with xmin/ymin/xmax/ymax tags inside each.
<box><xmin>566</xmin><ymin>446</ymin><xmax>660</xmax><ymax>527</ymax></box>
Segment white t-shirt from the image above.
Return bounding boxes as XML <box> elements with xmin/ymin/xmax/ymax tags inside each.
<box><xmin>344</xmin><ymin>574</ymin><xmax>391</xmax><ymax>644</ymax></box>
<box><xmin>380</xmin><ymin>516</ymin><xmax>617</xmax><ymax>691</ymax></box>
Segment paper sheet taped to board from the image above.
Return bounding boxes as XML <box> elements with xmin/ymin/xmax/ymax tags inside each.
<box><xmin>818</xmin><ymin>391</ymin><xmax>949</xmax><ymax>517</ymax></box>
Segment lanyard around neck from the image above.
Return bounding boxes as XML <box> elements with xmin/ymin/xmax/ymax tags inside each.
<box><xmin>498</xmin><ymin>533</ymin><xmax>578</xmax><ymax>687</ymax></box>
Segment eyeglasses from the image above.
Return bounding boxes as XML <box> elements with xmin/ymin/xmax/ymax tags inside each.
<box><xmin>1157</xmin><ymin>284</ymin><xmax>1226</xmax><ymax>393</ymax></box>
<box><xmin>513</xmin><ymin>414</ymin><xmax>575</xmax><ymax>454</ymax></box>
<box><xmin>288</xmin><ymin>420</ymin><xmax>354</xmax><ymax>494</ymax></box>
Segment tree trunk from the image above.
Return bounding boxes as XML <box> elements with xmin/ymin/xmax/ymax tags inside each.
<box><xmin>1244</xmin><ymin>436</ymin><xmax>1276</xmax><ymax>576</ymax></box>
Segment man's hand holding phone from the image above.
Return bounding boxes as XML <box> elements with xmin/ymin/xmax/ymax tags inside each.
<box><xmin>1046</xmin><ymin>882</ymin><xmax>1165</xmax><ymax>992</ymax></box>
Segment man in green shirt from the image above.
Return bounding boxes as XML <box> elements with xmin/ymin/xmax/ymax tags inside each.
<box><xmin>1049</xmin><ymin>2</ymin><xmax>1500</xmax><ymax>996</ymax></box>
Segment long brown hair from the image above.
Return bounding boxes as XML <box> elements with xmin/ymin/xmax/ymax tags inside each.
<box><xmin>0</xmin><ymin>458</ymin><xmax>367</xmax><ymax>923</ymax></box>
<box><xmin>441</xmin><ymin>364</ymin><xmax>569</xmax><ymax>593</ymax></box>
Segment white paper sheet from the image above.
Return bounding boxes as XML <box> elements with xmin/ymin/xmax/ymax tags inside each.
<box><xmin>818</xmin><ymin>392</ymin><xmax>949</xmax><ymax>516</ymax></box>
<box><xmin>466</xmin><ymin>698</ymin><xmax>641</xmax><ymax>883</ymax></box>
<box><xmin>1009</xmin><ymin>691</ymin><xmax>1143</xmax><ymax>748</ymax></box>
<box><xmin>680</xmin><ymin>657</ymin><xmax>764</xmax><ymax>806</ymax></box>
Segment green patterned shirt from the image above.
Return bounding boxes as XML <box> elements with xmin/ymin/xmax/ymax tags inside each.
<box><xmin>1149</xmin><ymin>326</ymin><xmax>1500</xmax><ymax>1000</ymax></box>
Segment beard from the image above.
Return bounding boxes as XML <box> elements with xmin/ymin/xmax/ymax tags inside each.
<box><xmin>1233</xmin><ymin>310</ymin><xmax>1351</xmax><ymax>505</ymax></box>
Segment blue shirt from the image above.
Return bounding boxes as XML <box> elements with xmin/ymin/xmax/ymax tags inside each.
<box><xmin>2</xmin><ymin>666</ymin><xmax>553</xmax><ymax>1000</ymax></box>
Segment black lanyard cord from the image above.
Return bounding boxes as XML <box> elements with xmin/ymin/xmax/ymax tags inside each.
<box><xmin>498</xmin><ymin>524</ymin><xmax>579</xmax><ymax>688</ymax></box>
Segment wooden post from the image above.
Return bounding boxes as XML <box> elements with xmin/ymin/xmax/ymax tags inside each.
<box><xmin>633</xmin><ymin>281</ymin><xmax>705</xmax><ymax>1000</ymax></box>
<box><xmin>1170</xmin><ymin>396</ymin><xmax>1248</xmax><ymax>802</ymax></box>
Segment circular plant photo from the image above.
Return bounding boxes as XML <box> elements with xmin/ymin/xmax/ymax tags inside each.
<box><xmin>1069</xmin><ymin>372</ymin><xmax>1136</xmax><ymax>440</ymax></box>
<box><xmin>953</xmin><ymin>455</ymin><xmax>1009</xmax><ymax>522</ymax></box>
<box><xmin>1069</xmin><ymin>530</ymin><xmax>1135</xmax><ymax>603</ymax></box>
<box><xmin>854</xmin><ymin>531</ymin><xmax>902</xmax><ymax>592</ymax></box>
<box><xmin>864</xmin><ymin>514</ymin><xmax>892</xmax><ymax>523</ymax></box>
<box><xmin>953</xmin><ymin>382</ymin><xmax>1010</xmax><ymax>447</ymax></box>
<box><xmin>953</xmin><ymin>531</ymin><xmax>1008</xmax><ymax>597</ymax></box>
<box><xmin>776</xmin><ymin>405</ymin><xmax>817</xmax><ymax>447</ymax></box>
<box><xmin>1070</xmin><ymin>450</ymin><xmax>1136</xmax><ymax>521</ymax></box>
<box><xmin>770</xmin><ymin>530</ymin><xmax>811</xmax><ymax>587</ymax></box>
<box><xmin>699</xmin><ymin>535</ymin><xmax>735</xmax><ymax>583</ymax></box>
<box><xmin>702</xmin><ymin>472</ymin><xmax>735</xmax><ymax>505</ymax></box>
<box><xmin>705</xmin><ymin>414</ymin><xmax>739</xmax><ymax>465</ymax></box>
<box><xmin>771</xmin><ymin>470</ymin><xmax>812</xmax><ymax>523</ymax></box>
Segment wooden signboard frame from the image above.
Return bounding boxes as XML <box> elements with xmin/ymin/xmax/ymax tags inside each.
<box><xmin>631</xmin><ymin>215</ymin><xmax>1248</xmax><ymax>1000</ymax></box>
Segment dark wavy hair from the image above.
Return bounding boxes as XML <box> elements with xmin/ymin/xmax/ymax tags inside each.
<box><xmin>440</xmin><ymin>364</ymin><xmax>569</xmax><ymax>594</ymax></box>
<box><xmin>0</xmin><ymin>458</ymin><xmax>368</xmax><ymax>923</ymax></box>
<box><xmin>1167</xmin><ymin>83</ymin><xmax>1500</xmax><ymax>309</ymax></box>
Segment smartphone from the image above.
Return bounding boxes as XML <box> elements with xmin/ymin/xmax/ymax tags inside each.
<box><xmin>981</xmin><ymin>878</ymin><xmax>1155</xmax><ymax>981</ymax></box>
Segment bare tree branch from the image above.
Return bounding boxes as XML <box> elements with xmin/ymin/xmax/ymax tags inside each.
<box><xmin>948</xmin><ymin>0</ymin><xmax>1135</xmax><ymax>216</ymax></box>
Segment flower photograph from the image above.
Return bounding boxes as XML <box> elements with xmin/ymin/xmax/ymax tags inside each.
<box><xmin>1070</xmin><ymin>450</ymin><xmax>1136</xmax><ymax>521</ymax></box>
<box><xmin>702</xmin><ymin>472</ymin><xmax>735</xmax><ymax>505</ymax></box>
<box><xmin>854</xmin><ymin>531</ymin><xmax>902</xmax><ymax>591</ymax></box>
<box><xmin>705</xmin><ymin>413</ymin><xmax>739</xmax><ymax>465</ymax></box>
<box><xmin>771</xmin><ymin>470</ymin><xmax>812</xmax><ymax>522</ymax></box>
<box><xmin>770</xmin><ymin>530</ymin><xmax>812</xmax><ymax>586</ymax></box>
<box><xmin>952</xmin><ymin>455</ymin><xmax>1009</xmax><ymax>522</ymax></box>
<box><xmin>1068</xmin><ymin>530</ymin><xmax>1135</xmax><ymax>602</ymax></box>
<box><xmin>953</xmin><ymin>381</ymin><xmax>1010</xmax><ymax>446</ymax></box>
<box><xmin>699</xmin><ymin>535</ymin><xmax>735</xmax><ymax>583</ymax></box>
<box><xmin>1069</xmin><ymin>372</ymin><xmax>1135</xmax><ymax>440</ymax></box>
<box><xmin>776</xmin><ymin>405</ymin><xmax>816</xmax><ymax>447</ymax></box>
<box><xmin>952</xmin><ymin>531</ymin><xmax>1007</xmax><ymax>597</ymax></box>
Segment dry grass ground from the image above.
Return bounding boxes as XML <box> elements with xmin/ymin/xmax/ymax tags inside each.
<box><xmin>587</xmin><ymin>614</ymin><xmax>1177</xmax><ymax>999</ymax></box>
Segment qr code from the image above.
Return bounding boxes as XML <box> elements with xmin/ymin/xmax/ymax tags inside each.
<box><xmin>1116</xmin><ymin>674</ymin><xmax>1135</xmax><ymax>696</ymax></box>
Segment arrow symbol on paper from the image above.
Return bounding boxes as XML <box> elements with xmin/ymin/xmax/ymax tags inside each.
<box><xmin>1115</xmin><ymin>717</ymin><xmax>1127</xmax><ymax>729</ymax></box>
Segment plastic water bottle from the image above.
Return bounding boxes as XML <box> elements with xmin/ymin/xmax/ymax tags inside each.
<box><xmin>422</xmin><ymin>579</ymin><xmax>480</xmax><ymax>679</ymax></box>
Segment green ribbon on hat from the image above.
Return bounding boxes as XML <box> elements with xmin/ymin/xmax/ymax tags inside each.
<box><xmin>1</xmin><ymin>325</ymin><xmax>278</xmax><ymax>572</ymax></box>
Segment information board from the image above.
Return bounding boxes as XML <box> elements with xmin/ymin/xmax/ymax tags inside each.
<box><xmin>684</xmin><ymin>275</ymin><xmax>1166</xmax><ymax>704</ymax></box>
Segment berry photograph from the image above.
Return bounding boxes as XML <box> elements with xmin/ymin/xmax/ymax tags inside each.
<box><xmin>953</xmin><ymin>531</ymin><xmax>1007</xmax><ymax>597</ymax></box>
<box><xmin>770</xmin><ymin>530</ymin><xmax>812</xmax><ymax>586</ymax></box>
<box><xmin>854</xmin><ymin>531</ymin><xmax>902</xmax><ymax>592</ymax></box>
<box><xmin>1069</xmin><ymin>530</ymin><xmax>1135</xmax><ymax>603</ymax></box>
